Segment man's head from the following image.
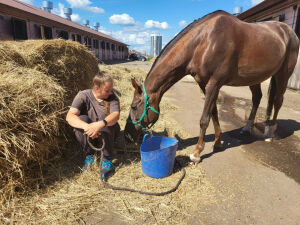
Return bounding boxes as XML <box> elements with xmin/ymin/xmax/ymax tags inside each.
<box><xmin>92</xmin><ymin>71</ymin><xmax>113</xmax><ymax>100</ymax></box>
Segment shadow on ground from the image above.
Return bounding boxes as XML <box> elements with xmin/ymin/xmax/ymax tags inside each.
<box><xmin>174</xmin><ymin>119</ymin><xmax>300</xmax><ymax>183</ymax></box>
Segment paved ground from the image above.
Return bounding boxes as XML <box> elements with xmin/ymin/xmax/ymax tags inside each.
<box><xmin>167</xmin><ymin>77</ymin><xmax>300</xmax><ymax>225</ymax></box>
<box><xmin>115</xmin><ymin>61</ymin><xmax>300</xmax><ymax>225</ymax></box>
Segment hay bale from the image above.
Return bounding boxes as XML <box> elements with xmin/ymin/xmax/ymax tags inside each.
<box><xmin>0</xmin><ymin>39</ymin><xmax>99</xmax><ymax>201</ymax></box>
<box><xmin>0</xmin><ymin>62</ymin><xmax>64</xmax><ymax>198</ymax></box>
<box><xmin>0</xmin><ymin>39</ymin><xmax>99</xmax><ymax>102</ymax></box>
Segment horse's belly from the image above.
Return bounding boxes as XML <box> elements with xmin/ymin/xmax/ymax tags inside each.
<box><xmin>227</xmin><ymin>72</ymin><xmax>272</xmax><ymax>86</ymax></box>
<box><xmin>228</xmin><ymin>38</ymin><xmax>285</xmax><ymax>86</ymax></box>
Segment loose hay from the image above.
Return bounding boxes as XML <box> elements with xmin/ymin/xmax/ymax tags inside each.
<box><xmin>0</xmin><ymin>40</ymin><xmax>98</xmax><ymax>203</ymax></box>
<box><xmin>1</xmin><ymin>42</ymin><xmax>216</xmax><ymax>224</ymax></box>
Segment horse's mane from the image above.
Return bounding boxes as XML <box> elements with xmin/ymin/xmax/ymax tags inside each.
<box><xmin>147</xmin><ymin>10</ymin><xmax>229</xmax><ymax>76</ymax></box>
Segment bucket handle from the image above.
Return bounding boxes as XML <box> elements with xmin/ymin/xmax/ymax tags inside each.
<box><xmin>142</xmin><ymin>133</ymin><xmax>153</xmax><ymax>143</ymax></box>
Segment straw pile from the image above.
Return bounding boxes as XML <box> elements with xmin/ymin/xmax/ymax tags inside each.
<box><xmin>1</xmin><ymin>60</ymin><xmax>217</xmax><ymax>224</ymax></box>
<box><xmin>0</xmin><ymin>40</ymin><xmax>99</xmax><ymax>202</ymax></box>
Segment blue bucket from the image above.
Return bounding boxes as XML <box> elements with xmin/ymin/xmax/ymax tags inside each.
<box><xmin>140</xmin><ymin>134</ymin><xmax>178</xmax><ymax>178</ymax></box>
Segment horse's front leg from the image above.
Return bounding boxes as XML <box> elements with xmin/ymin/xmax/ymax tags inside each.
<box><xmin>198</xmin><ymin>82</ymin><xmax>223</xmax><ymax>149</ymax></box>
<box><xmin>190</xmin><ymin>82</ymin><xmax>221</xmax><ymax>163</ymax></box>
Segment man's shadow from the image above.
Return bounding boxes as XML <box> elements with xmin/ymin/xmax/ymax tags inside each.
<box><xmin>175</xmin><ymin>119</ymin><xmax>300</xmax><ymax>163</ymax></box>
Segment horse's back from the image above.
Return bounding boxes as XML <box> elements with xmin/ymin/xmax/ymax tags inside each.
<box><xmin>203</xmin><ymin>13</ymin><xmax>299</xmax><ymax>86</ymax></box>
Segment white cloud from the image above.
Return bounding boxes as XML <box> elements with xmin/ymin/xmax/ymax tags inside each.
<box><xmin>113</xmin><ymin>30</ymin><xmax>151</xmax><ymax>54</ymax></box>
<box><xmin>123</xmin><ymin>22</ymin><xmax>145</xmax><ymax>32</ymax></box>
<box><xmin>52</xmin><ymin>3</ymin><xmax>80</xmax><ymax>23</ymax></box>
<box><xmin>112</xmin><ymin>30</ymin><xmax>151</xmax><ymax>46</ymax></box>
<box><xmin>99</xmin><ymin>26</ymin><xmax>112</xmax><ymax>35</ymax></box>
<box><xmin>179</xmin><ymin>20</ymin><xmax>187</xmax><ymax>27</ymax></box>
<box><xmin>66</xmin><ymin>0</ymin><xmax>90</xmax><ymax>8</ymax></box>
<box><xmin>109</xmin><ymin>14</ymin><xmax>135</xmax><ymax>26</ymax></box>
<box><xmin>19</xmin><ymin>0</ymin><xmax>34</xmax><ymax>4</ymax></box>
<box><xmin>66</xmin><ymin>0</ymin><xmax>104</xmax><ymax>13</ymax></box>
<box><xmin>52</xmin><ymin>3</ymin><xmax>65</xmax><ymax>17</ymax></box>
<box><xmin>144</xmin><ymin>20</ymin><xmax>170</xmax><ymax>30</ymax></box>
<box><xmin>251</xmin><ymin>0</ymin><xmax>263</xmax><ymax>5</ymax></box>
<box><xmin>71</xmin><ymin>14</ymin><xmax>81</xmax><ymax>22</ymax></box>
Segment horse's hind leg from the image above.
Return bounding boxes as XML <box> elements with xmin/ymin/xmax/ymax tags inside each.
<box><xmin>240</xmin><ymin>84</ymin><xmax>262</xmax><ymax>135</ymax></box>
<box><xmin>264</xmin><ymin>76</ymin><xmax>288</xmax><ymax>141</ymax></box>
<box><xmin>264</xmin><ymin>76</ymin><xmax>276</xmax><ymax>138</ymax></box>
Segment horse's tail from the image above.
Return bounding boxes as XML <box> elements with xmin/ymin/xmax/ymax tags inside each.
<box><xmin>266</xmin><ymin>76</ymin><xmax>276</xmax><ymax>120</ymax></box>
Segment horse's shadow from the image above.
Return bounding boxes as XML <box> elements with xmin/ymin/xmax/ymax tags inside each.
<box><xmin>175</xmin><ymin>119</ymin><xmax>300</xmax><ymax>162</ymax></box>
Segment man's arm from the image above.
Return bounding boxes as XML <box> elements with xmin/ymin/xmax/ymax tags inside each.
<box><xmin>66</xmin><ymin>107</ymin><xmax>88</xmax><ymax>130</ymax></box>
<box><xmin>103</xmin><ymin>111</ymin><xmax>120</xmax><ymax>127</ymax></box>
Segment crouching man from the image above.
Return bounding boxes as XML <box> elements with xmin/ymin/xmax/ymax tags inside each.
<box><xmin>66</xmin><ymin>71</ymin><xmax>120</xmax><ymax>179</ymax></box>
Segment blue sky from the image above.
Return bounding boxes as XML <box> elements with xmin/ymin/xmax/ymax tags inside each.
<box><xmin>20</xmin><ymin>0</ymin><xmax>263</xmax><ymax>54</ymax></box>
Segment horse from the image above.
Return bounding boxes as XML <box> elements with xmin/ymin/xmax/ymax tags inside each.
<box><xmin>124</xmin><ymin>10</ymin><xmax>299</xmax><ymax>163</ymax></box>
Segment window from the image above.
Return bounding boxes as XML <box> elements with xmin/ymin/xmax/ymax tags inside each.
<box><xmin>37</xmin><ymin>25</ymin><xmax>52</xmax><ymax>40</ymax></box>
<box><xmin>295</xmin><ymin>8</ymin><xmax>300</xmax><ymax>39</ymax></box>
<box><xmin>72</xmin><ymin>34</ymin><xmax>76</xmax><ymax>41</ymax></box>
<box><xmin>56</xmin><ymin>30</ymin><xmax>68</xmax><ymax>40</ymax></box>
<box><xmin>77</xmin><ymin>34</ymin><xmax>81</xmax><ymax>43</ymax></box>
<box><xmin>11</xmin><ymin>18</ymin><xmax>28</xmax><ymax>40</ymax></box>
<box><xmin>111</xmin><ymin>44</ymin><xmax>115</xmax><ymax>51</ymax></box>
<box><xmin>34</xmin><ymin>24</ymin><xmax>42</xmax><ymax>39</ymax></box>
<box><xmin>43</xmin><ymin>26</ymin><xmax>52</xmax><ymax>39</ymax></box>
<box><xmin>93</xmin><ymin>39</ymin><xmax>99</xmax><ymax>49</ymax></box>
<box><xmin>84</xmin><ymin>37</ymin><xmax>92</xmax><ymax>49</ymax></box>
<box><xmin>118</xmin><ymin>46</ymin><xmax>121</xmax><ymax>51</ymax></box>
<box><xmin>101</xmin><ymin>41</ymin><xmax>105</xmax><ymax>49</ymax></box>
<box><xmin>106</xmin><ymin>42</ymin><xmax>110</xmax><ymax>50</ymax></box>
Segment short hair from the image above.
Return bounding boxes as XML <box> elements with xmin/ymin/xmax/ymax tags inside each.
<box><xmin>93</xmin><ymin>71</ymin><xmax>113</xmax><ymax>89</ymax></box>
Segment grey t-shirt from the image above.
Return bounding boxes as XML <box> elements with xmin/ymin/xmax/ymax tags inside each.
<box><xmin>71</xmin><ymin>89</ymin><xmax>120</xmax><ymax>122</ymax></box>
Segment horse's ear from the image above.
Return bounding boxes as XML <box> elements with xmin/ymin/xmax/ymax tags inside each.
<box><xmin>131</xmin><ymin>78</ymin><xmax>142</xmax><ymax>94</ymax></box>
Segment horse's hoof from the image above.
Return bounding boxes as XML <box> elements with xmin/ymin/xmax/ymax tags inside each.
<box><xmin>240</xmin><ymin>127</ymin><xmax>251</xmax><ymax>135</ymax></box>
<box><xmin>265</xmin><ymin>138</ymin><xmax>273</xmax><ymax>142</ymax></box>
<box><xmin>190</xmin><ymin>154</ymin><xmax>201</xmax><ymax>163</ymax></box>
<box><xmin>264</xmin><ymin>124</ymin><xmax>277</xmax><ymax>140</ymax></box>
<box><xmin>214</xmin><ymin>140</ymin><xmax>224</xmax><ymax>149</ymax></box>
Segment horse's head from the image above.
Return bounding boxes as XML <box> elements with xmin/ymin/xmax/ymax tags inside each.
<box><xmin>124</xmin><ymin>78</ymin><xmax>160</xmax><ymax>143</ymax></box>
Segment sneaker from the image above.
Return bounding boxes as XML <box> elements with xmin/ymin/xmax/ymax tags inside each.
<box><xmin>82</xmin><ymin>155</ymin><xmax>94</xmax><ymax>172</ymax></box>
<box><xmin>100</xmin><ymin>157</ymin><xmax>115</xmax><ymax>179</ymax></box>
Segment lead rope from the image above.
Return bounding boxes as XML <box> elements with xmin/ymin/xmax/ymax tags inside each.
<box><xmin>86</xmin><ymin>136</ymin><xmax>186</xmax><ymax>196</ymax></box>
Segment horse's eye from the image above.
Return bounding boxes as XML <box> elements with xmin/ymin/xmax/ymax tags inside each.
<box><xmin>131</xmin><ymin>106</ymin><xmax>137</xmax><ymax>110</ymax></box>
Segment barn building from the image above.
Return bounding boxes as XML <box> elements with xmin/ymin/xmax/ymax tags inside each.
<box><xmin>238</xmin><ymin>0</ymin><xmax>300</xmax><ymax>89</ymax></box>
<box><xmin>0</xmin><ymin>0</ymin><xmax>129</xmax><ymax>61</ymax></box>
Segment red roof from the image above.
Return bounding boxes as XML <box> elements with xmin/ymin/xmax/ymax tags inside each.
<box><xmin>237</xmin><ymin>0</ymin><xmax>287</xmax><ymax>20</ymax></box>
<box><xmin>0</xmin><ymin>0</ymin><xmax>127</xmax><ymax>46</ymax></box>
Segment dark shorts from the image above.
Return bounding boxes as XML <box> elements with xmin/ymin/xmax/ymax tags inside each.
<box><xmin>73</xmin><ymin>115</ymin><xmax>120</xmax><ymax>157</ymax></box>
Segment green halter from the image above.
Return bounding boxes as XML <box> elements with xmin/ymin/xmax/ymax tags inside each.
<box><xmin>128</xmin><ymin>84</ymin><xmax>160</xmax><ymax>130</ymax></box>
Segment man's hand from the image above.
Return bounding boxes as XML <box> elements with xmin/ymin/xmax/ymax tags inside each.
<box><xmin>84</xmin><ymin>122</ymin><xmax>104</xmax><ymax>139</ymax></box>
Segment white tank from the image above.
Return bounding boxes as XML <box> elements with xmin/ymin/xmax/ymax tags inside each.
<box><xmin>83</xmin><ymin>20</ymin><xmax>90</xmax><ymax>27</ymax></box>
<box><xmin>93</xmin><ymin>22</ymin><xmax>100</xmax><ymax>31</ymax></box>
<box><xmin>64</xmin><ymin>8</ymin><xmax>72</xmax><ymax>20</ymax></box>
<box><xmin>233</xmin><ymin>6</ymin><xmax>243</xmax><ymax>16</ymax></box>
<box><xmin>42</xmin><ymin>1</ymin><xmax>53</xmax><ymax>13</ymax></box>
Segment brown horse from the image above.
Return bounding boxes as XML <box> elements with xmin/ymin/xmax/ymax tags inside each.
<box><xmin>124</xmin><ymin>10</ymin><xmax>299</xmax><ymax>163</ymax></box>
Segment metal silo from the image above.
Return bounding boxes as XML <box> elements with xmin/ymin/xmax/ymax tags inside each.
<box><xmin>233</xmin><ymin>6</ymin><xmax>243</xmax><ymax>16</ymax></box>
